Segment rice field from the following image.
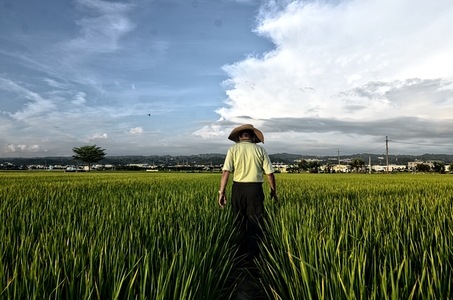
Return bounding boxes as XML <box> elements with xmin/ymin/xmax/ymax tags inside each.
<box><xmin>1</xmin><ymin>171</ymin><xmax>452</xmax><ymax>299</ymax></box>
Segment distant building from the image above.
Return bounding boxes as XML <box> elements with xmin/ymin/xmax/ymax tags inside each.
<box><xmin>372</xmin><ymin>165</ymin><xmax>406</xmax><ymax>172</ymax></box>
<box><xmin>272</xmin><ymin>162</ymin><xmax>290</xmax><ymax>173</ymax></box>
<box><xmin>127</xmin><ymin>163</ymin><xmax>150</xmax><ymax>168</ymax></box>
<box><xmin>332</xmin><ymin>164</ymin><xmax>349</xmax><ymax>173</ymax></box>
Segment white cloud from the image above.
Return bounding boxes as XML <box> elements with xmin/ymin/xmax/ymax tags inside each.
<box><xmin>62</xmin><ymin>0</ymin><xmax>135</xmax><ymax>54</ymax></box>
<box><xmin>43</xmin><ymin>78</ymin><xmax>70</xmax><ymax>89</ymax></box>
<box><xmin>2</xmin><ymin>144</ymin><xmax>43</xmax><ymax>154</ymax></box>
<box><xmin>191</xmin><ymin>0</ymin><xmax>453</xmax><ymax>155</ymax></box>
<box><xmin>72</xmin><ymin>92</ymin><xmax>87</xmax><ymax>105</ymax></box>
<box><xmin>128</xmin><ymin>127</ymin><xmax>144</xmax><ymax>134</ymax></box>
<box><xmin>217</xmin><ymin>0</ymin><xmax>453</xmax><ymax>124</ymax></box>
<box><xmin>0</xmin><ymin>77</ymin><xmax>57</xmax><ymax>120</ymax></box>
<box><xmin>192</xmin><ymin>124</ymin><xmax>225</xmax><ymax>139</ymax></box>
<box><xmin>86</xmin><ymin>133</ymin><xmax>109</xmax><ymax>143</ymax></box>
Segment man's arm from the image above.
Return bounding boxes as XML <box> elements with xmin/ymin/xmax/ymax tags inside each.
<box><xmin>266</xmin><ymin>173</ymin><xmax>278</xmax><ymax>203</ymax></box>
<box><xmin>218</xmin><ymin>170</ymin><xmax>230</xmax><ymax>208</ymax></box>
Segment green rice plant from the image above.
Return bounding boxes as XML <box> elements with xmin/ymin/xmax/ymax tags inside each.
<box><xmin>0</xmin><ymin>172</ymin><xmax>239</xmax><ymax>299</ymax></box>
<box><xmin>258</xmin><ymin>173</ymin><xmax>453</xmax><ymax>299</ymax></box>
<box><xmin>3</xmin><ymin>171</ymin><xmax>453</xmax><ymax>299</ymax></box>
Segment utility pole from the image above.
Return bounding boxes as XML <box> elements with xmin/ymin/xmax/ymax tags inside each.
<box><xmin>369</xmin><ymin>156</ymin><xmax>371</xmax><ymax>174</ymax></box>
<box><xmin>338</xmin><ymin>148</ymin><xmax>340</xmax><ymax>166</ymax></box>
<box><xmin>386</xmin><ymin>136</ymin><xmax>389</xmax><ymax>174</ymax></box>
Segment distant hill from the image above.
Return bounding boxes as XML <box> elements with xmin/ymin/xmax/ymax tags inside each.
<box><xmin>2</xmin><ymin>153</ymin><xmax>453</xmax><ymax>167</ymax></box>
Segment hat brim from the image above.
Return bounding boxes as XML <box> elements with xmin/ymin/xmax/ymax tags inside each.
<box><xmin>228</xmin><ymin>124</ymin><xmax>264</xmax><ymax>143</ymax></box>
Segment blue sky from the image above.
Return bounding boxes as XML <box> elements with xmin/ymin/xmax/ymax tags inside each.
<box><xmin>1</xmin><ymin>0</ymin><xmax>453</xmax><ymax>158</ymax></box>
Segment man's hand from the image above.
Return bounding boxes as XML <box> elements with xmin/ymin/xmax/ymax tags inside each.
<box><xmin>270</xmin><ymin>190</ymin><xmax>279</xmax><ymax>203</ymax></box>
<box><xmin>218</xmin><ymin>170</ymin><xmax>230</xmax><ymax>209</ymax></box>
<box><xmin>218</xmin><ymin>193</ymin><xmax>227</xmax><ymax>208</ymax></box>
<box><xmin>266</xmin><ymin>173</ymin><xmax>278</xmax><ymax>203</ymax></box>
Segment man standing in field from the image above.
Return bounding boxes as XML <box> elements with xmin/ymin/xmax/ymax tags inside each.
<box><xmin>218</xmin><ymin>124</ymin><xmax>278</xmax><ymax>265</ymax></box>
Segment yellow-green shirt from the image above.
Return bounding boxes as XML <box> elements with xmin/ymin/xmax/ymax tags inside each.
<box><xmin>222</xmin><ymin>140</ymin><xmax>274</xmax><ymax>183</ymax></box>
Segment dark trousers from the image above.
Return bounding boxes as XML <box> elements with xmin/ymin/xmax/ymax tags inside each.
<box><xmin>231</xmin><ymin>182</ymin><xmax>264</xmax><ymax>263</ymax></box>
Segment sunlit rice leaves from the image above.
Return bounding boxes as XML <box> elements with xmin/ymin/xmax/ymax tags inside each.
<box><xmin>2</xmin><ymin>172</ymin><xmax>453</xmax><ymax>299</ymax></box>
<box><xmin>259</xmin><ymin>173</ymin><xmax>453</xmax><ymax>299</ymax></box>
<box><xmin>0</xmin><ymin>172</ymin><xmax>238</xmax><ymax>300</ymax></box>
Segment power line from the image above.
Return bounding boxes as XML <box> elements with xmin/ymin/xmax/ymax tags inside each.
<box><xmin>323</xmin><ymin>137</ymin><xmax>449</xmax><ymax>160</ymax></box>
<box><xmin>386</xmin><ymin>136</ymin><xmax>389</xmax><ymax>174</ymax></box>
<box><xmin>361</xmin><ymin>144</ymin><xmax>386</xmax><ymax>153</ymax></box>
<box><xmin>391</xmin><ymin>140</ymin><xmax>452</xmax><ymax>147</ymax></box>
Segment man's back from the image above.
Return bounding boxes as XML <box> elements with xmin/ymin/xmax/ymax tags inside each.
<box><xmin>223</xmin><ymin>140</ymin><xmax>273</xmax><ymax>183</ymax></box>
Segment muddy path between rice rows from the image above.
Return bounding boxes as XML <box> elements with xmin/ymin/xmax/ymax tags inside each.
<box><xmin>232</xmin><ymin>271</ymin><xmax>265</xmax><ymax>300</ymax></box>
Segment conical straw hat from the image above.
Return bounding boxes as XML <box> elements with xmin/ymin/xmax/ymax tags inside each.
<box><xmin>228</xmin><ymin>124</ymin><xmax>264</xmax><ymax>143</ymax></box>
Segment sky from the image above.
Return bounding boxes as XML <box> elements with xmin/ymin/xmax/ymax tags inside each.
<box><xmin>1</xmin><ymin>0</ymin><xmax>453</xmax><ymax>158</ymax></box>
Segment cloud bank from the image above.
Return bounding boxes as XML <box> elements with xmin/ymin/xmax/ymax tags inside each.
<box><xmin>195</xmin><ymin>0</ymin><xmax>453</xmax><ymax>155</ymax></box>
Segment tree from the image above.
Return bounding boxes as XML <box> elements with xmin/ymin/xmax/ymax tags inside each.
<box><xmin>307</xmin><ymin>161</ymin><xmax>321</xmax><ymax>173</ymax></box>
<box><xmin>349</xmin><ymin>158</ymin><xmax>365</xmax><ymax>173</ymax></box>
<box><xmin>324</xmin><ymin>162</ymin><xmax>333</xmax><ymax>173</ymax></box>
<box><xmin>416</xmin><ymin>163</ymin><xmax>430</xmax><ymax>172</ymax></box>
<box><xmin>297</xmin><ymin>159</ymin><xmax>308</xmax><ymax>172</ymax></box>
<box><xmin>72</xmin><ymin>145</ymin><xmax>106</xmax><ymax>171</ymax></box>
<box><xmin>432</xmin><ymin>162</ymin><xmax>445</xmax><ymax>174</ymax></box>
